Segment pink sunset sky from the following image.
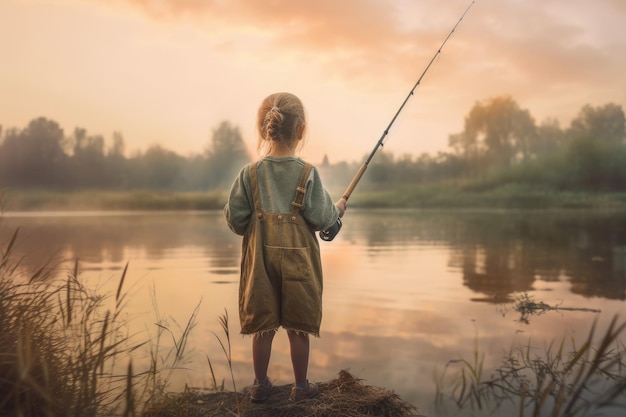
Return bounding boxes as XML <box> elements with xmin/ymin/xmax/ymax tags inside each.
<box><xmin>1</xmin><ymin>0</ymin><xmax>625</xmax><ymax>164</ymax></box>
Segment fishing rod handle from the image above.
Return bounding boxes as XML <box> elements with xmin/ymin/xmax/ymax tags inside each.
<box><xmin>342</xmin><ymin>163</ymin><xmax>368</xmax><ymax>201</ymax></box>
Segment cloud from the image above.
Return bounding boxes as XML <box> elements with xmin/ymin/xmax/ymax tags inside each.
<box><xmin>94</xmin><ymin>0</ymin><xmax>474</xmax><ymax>90</ymax></box>
<box><xmin>468</xmin><ymin>3</ymin><xmax>601</xmax><ymax>88</ymax></box>
<box><xmin>424</xmin><ymin>0</ymin><xmax>626</xmax><ymax>118</ymax></box>
<box><xmin>26</xmin><ymin>0</ymin><xmax>626</xmax><ymax>104</ymax></box>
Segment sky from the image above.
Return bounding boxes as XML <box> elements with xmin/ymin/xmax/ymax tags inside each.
<box><xmin>1</xmin><ymin>0</ymin><xmax>625</xmax><ymax>164</ymax></box>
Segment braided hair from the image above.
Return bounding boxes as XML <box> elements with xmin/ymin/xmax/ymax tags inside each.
<box><xmin>257</xmin><ymin>92</ymin><xmax>306</xmax><ymax>155</ymax></box>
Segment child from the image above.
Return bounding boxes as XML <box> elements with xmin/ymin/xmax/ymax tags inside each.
<box><xmin>224</xmin><ymin>92</ymin><xmax>347</xmax><ymax>403</ymax></box>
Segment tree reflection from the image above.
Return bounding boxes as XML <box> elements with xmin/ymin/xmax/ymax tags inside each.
<box><xmin>449</xmin><ymin>212</ymin><xmax>626</xmax><ymax>301</ymax></box>
<box><xmin>0</xmin><ymin>212</ymin><xmax>241</xmax><ymax>280</ymax></box>
<box><xmin>346</xmin><ymin>210</ymin><xmax>626</xmax><ymax>302</ymax></box>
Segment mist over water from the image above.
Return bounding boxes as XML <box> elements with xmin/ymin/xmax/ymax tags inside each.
<box><xmin>2</xmin><ymin>209</ymin><xmax>625</xmax><ymax>414</ymax></box>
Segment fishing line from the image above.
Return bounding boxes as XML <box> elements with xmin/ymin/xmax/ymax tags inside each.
<box><xmin>320</xmin><ymin>0</ymin><xmax>476</xmax><ymax>242</ymax></box>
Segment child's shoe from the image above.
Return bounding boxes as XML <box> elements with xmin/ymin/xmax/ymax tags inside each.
<box><xmin>289</xmin><ymin>381</ymin><xmax>319</xmax><ymax>402</ymax></box>
<box><xmin>249</xmin><ymin>378</ymin><xmax>272</xmax><ymax>403</ymax></box>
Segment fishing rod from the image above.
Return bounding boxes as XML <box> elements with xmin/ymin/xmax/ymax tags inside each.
<box><xmin>320</xmin><ymin>0</ymin><xmax>475</xmax><ymax>242</ymax></box>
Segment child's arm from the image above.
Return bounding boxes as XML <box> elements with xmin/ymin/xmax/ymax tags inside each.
<box><xmin>302</xmin><ymin>167</ymin><xmax>343</xmax><ymax>231</ymax></box>
<box><xmin>224</xmin><ymin>166</ymin><xmax>253</xmax><ymax>235</ymax></box>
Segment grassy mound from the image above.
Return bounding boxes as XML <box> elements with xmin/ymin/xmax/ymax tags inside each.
<box><xmin>142</xmin><ymin>370</ymin><xmax>423</xmax><ymax>417</ymax></box>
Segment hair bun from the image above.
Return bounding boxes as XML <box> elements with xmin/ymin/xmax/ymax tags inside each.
<box><xmin>256</xmin><ymin>92</ymin><xmax>306</xmax><ymax>153</ymax></box>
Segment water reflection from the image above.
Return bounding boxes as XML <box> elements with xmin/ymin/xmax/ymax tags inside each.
<box><xmin>4</xmin><ymin>209</ymin><xmax>626</xmax><ymax>301</ymax></box>
<box><xmin>340</xmin><ymin>209</ymin><xmax>626</xmax><ymax>301</ymax></box>
<box><xmin>1</xmin><ymin>211</ymin><xmax>241</xmax><ymax>278</ymax></box>
<box><xmin>2</xmin><ymin>209</ymin><xmax>625</xmax><ymax>414</ymax></box>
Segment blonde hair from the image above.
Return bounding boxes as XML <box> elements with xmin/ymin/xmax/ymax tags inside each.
<box><xmin>256</xmin><ymin>92</ymin><xmax>306</xmax><ymax>156</ymax></box>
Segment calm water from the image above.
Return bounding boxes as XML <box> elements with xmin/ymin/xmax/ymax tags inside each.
<box><xmin>3</xmin><ymin>209</ymin><xmax>626</xmax><ymax>415</ymax></box>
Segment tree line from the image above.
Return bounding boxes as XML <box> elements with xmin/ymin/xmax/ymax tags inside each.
<box><xmin>0</xmin><ymin>120</ymin><xmax>249</xmax><ymax>191</ymax></box>
<box><xmin>1</xmin><ymin>95</ymin><xmax>625</xmax><ymax>192</ymax></box>
<box><xmin>322</xmin><ymin>96</ymin><xmax>626</xmax><ymax>192</ymax></box>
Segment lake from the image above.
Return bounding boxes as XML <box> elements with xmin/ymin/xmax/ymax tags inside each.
<box><xmin>2</xmin><ymin>209</ymin><xmax>626</xmax><ymax>416</ymax></box>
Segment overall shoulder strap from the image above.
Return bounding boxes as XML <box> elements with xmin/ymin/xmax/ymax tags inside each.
<box><xmin>292</xmin><ymin>163</ymin><xmax>313</xmax><ymax>211</ymax></box>
<box><xmin>249</xmin><ymin>162</ymin><xmax>262</xmax><ymax>212</ymax></box>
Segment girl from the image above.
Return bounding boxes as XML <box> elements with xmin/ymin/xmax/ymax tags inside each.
<box><xmin>224</xmin><ymin>92</ymin><xmax>347</xmax><ymax>403</ymax></box>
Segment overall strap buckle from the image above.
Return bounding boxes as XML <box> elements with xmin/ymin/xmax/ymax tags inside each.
<box><xmin>292</xmin><ymin>163</ymin><xmax>313</xmax><ymax>210</ymax></box>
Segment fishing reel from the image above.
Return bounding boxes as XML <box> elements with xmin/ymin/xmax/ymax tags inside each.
<box><xmin>319</xmin><ymin>218</ymin><xmax>342</xmax><ymax>242</ymax></box>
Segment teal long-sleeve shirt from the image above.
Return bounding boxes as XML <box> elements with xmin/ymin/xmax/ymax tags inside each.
<box><xmin>224</xmin><ymin>156</ymin><xmax>339</xmax><ymax>235</ymax></box>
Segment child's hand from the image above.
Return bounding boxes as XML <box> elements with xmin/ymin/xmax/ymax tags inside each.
<box><xmin>335</xmin><ymin>198</ymin><xmax>347</xmax><ymax>218</ymax></box>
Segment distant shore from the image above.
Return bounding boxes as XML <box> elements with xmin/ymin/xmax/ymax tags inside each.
<box><xmin>3</xmin><ymin>186</ymin><xmax>626</xmax><ymax>212</ymax></box>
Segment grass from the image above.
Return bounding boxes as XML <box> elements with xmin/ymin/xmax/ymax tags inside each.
<box><xmin>0</xmin><ymin>220</ymin><xmax>208</xmax><ymax>417</ymax></box>
<box><xmin>141</xmin><ymin>287</ymin><xmax>202</xmax><ymax>405</ymax></box>
<box><xmin>434</xmin><ymin>312</ymin><xmax>626</xmax><ymax>417</ymax></box>
<box><xmin>136</xmin><ymin>312</ymin><xmax>420</xmax><ymax>417</ymax></box>
<box><xmin>348</xmin><ymin>183</ymin><xmax>626</xmax><ymax>210</ymax></box>
<box><xmin>0</xmin><ymin>225</ymin><xmax>138</xmax><ymax>416</ymax></box>
<box><xmin>3</xmin><ymin>189</ymin><xmax>227</xmax><ymax>211</ymax></box>
<box><xmin>140</xmin><ymin>369</ymin><xmax>423</xmax><ymax>417</ymax></box>
<box><xmin>4</xmin><ymin>186</ymin><xmax>626</xmax><ymax>212</ymax></box>
<box><xmin>513</xmin><ymin>293</ymin><xmax>602</xmax><ymax>325</ymax></box>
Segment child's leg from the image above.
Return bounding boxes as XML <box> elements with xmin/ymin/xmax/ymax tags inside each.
<box><xmin>252</xmin><ymin>331</ymin><xmax>275</xmax><ymax>383</ymax></box>
<box><xmin>287</xmin><ymin>330</ymin><xmax>310</xmax><ymax>385</ymax></box>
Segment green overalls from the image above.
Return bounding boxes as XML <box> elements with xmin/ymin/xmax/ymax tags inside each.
<box><xmin>239</xmin><ymin>162</ymin><xmax>324</xmax><ymax>337</ymax></box>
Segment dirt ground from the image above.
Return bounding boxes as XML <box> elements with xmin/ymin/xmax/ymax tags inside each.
<box><xmin>142</xmin><ymin>369</ymin><xmax>425</xmax><ymax>417</ymax></box>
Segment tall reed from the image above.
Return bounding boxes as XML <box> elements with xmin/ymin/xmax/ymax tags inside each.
<box><xmin>0</xmin><ymin>225</ymin><xmax>139</xmax><ymax>416</ymax></box>
<box><xmin>141</xmin><ymin>286</ymin><xmax>201</xmax><ymax>404</ymax></box>
<box><xmin>140</xmin><ymin>308</ymin><xmax>243</xmax><ymax>417</ymax></box>
<box><xmin>435</xmin><ymin>316</ymin><xmax>626</xmax><ymax>416</ymax></box>
<box><xmin>1</xmin><ymin>216</ymin><xmax>233</xmax><ymax>416</ymax></box>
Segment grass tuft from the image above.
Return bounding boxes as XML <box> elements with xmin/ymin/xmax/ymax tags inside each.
<box><xmin>435</xmin><ymin>314</ymin><xmax>626</xmax><ymax>416</ymax></box>
<box><xmin>0</xmin><ymin>218</ymin><xmax>205</xmax><ymax>416</ymax></box>
<box><xmin>0</xmin><ymin>246</ymin><xmax>137</xmax><ymax>416</ymax></box>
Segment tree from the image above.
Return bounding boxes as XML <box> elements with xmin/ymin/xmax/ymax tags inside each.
<box><xmin>533</xmin><ymin>118</ymin><xmax>566</xmax><ymax>156</ymax></box>
<box><xmin>557</xmin><ymin>103</ymin><xmax>626</xmax><ymax>191</ymax></box>
<box><xmin>365</xmin><ymin>150</ymin><xmax>394</xmax><ymax>186</ymax></box>
<box><xmin>449</xmin><ymin>96</ymin><xmax>537</xmax><ymax>170</ymax></box>
<box><xmin>568</xmin><ymin>103</ymin><xmax>625</xmax><ymax>145</ymax></box>
<box><xmin>108</xmin><ymin>131</ymin><xmax>126</xmax><ymax>158</ymax></box>
<box><xmin>0</xmin><ymin>117</ymin><xmax>68</xmax><ymax>187</ymax></box>
<box><xmin>448</xmin><ymin>130</ymin><xmax>484</xmax><ymax>177</ymax></box>
<box><xmin>105</xmin><ymin>131</ymin><xmax>128</xmax><ymax>188</ymax></box>
<box><xmin>205</xmin><ymin>121</ymin><xmax>250</xmax><ymax>189</ymax></box>
<box><xmin>563</xmin><ymin>136</ymin><xmax>608</xmax><ymax>190</ymax></box>
<box><xmin>129</xmin><ymin>145</ymin><xmax>185</xmax><ymax>189</ymax></box>
<box><xmin>70</xmin><ymin>127</ymin><xmax>106</xmax><ymax>187</ymax></box>
<box><xmin>179</xmin><ymin>154</ymin><xmax>210</xmax><ymax>190</ymax></box>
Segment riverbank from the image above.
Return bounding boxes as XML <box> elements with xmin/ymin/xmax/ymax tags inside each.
<box><xmin>3</xmin><ymin>186</ymin><xmax>626</xmax><ymax>211</ymax></box>
<box><xmin>142</xmin><ymin>370</ymin><xmax>423</xmax><ymax>417</ymax></box>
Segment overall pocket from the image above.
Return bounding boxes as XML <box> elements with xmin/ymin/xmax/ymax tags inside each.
<box><xmin>264</xmin><ymin>245</ymin><xmax>313</xmax><ymax>282</ymax></box>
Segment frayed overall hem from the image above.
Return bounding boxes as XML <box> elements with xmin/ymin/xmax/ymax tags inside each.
<box><xmin>240</xmin><ymin>327</ymin><xmax>279</xmax><ymax>338</ymax></box>
<box><xmin>240</xmin><ymin>326</ymin><xmax>320</xmax><ymax>338</ymax></box>
<box><xmin>284</xmin><ymin>326</ymin><xmax>320</xmax><ymax>338</ymax></box>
